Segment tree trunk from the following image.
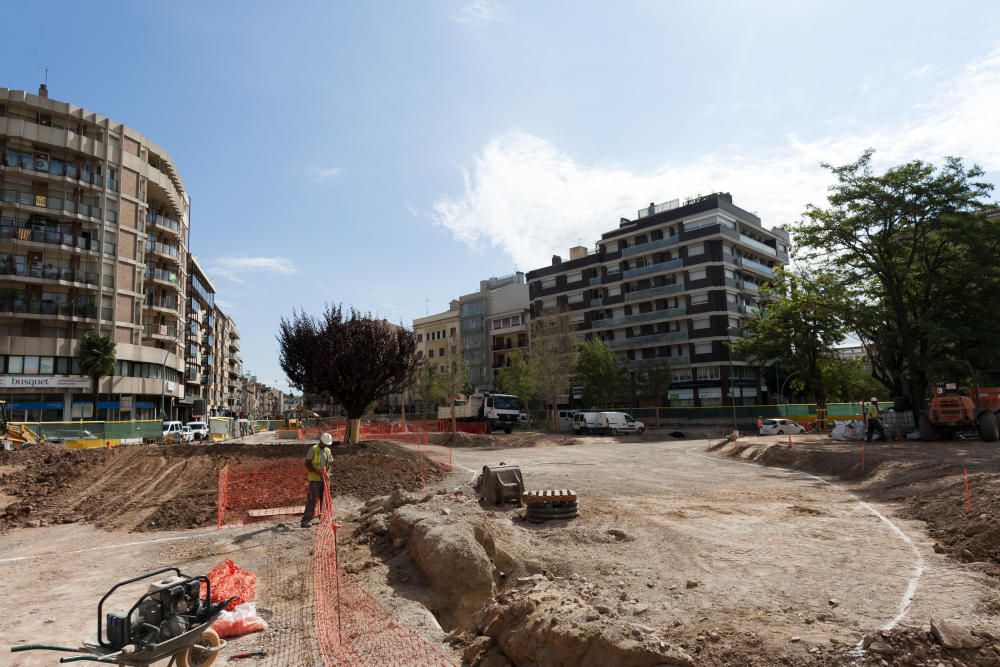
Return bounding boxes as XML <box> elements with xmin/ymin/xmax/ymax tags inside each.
<box><xmin>551</xmin><ymin>397</ymin><xmax>559</xmax><ymax>434</ymax></box>
<box><xmin>91</xmin><ymin>376</ymin><xmax>99</xmax><ymax>420</ymax></box>
<box><xmin>344</xmin><ymin>418</ymin><xmax>361</xmax><ymax>444</ymax></box>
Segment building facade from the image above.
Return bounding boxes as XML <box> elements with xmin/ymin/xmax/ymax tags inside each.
<box><xmin>457</xmin><ymin>273</ymin><xmax>530</xmax><ymax>391</ymax></box>
<box><xmin>413</xmin><ymin>301</ymin><xmax>461</xmax><ymax>373</ymax></box>
<box><xmin>0</xmin><ymin>86</ymin><xmax>191</xmax><ymax>420</ymax></box>
<box><xmin>526</xmin><ymin>193</ymin><xmax>789</xmax><ymax>407</ymax></box>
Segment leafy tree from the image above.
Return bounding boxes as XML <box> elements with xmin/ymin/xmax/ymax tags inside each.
<box><xmin>434</xmin><ymin>355</ymin><xmax>469</xmax><ymax>433</ymax></box>
<box><xmin>795</xmin><ymin>151</ymin><xmax>1000</xmax><ymax>410</ymax></box>
<box><xmin>574</xmin><ymin>337</ymin><xmax>624</xmax><ymax>408</ymax></box>
<box><xmin>496</xmin><ymin>349</ymin><xmax>537</xmax><ymax>423</ymax></box>
<box><xmin>278</xmin><ymin>305</ymin><xmax>418</xmax><ymax>443</ymax></box>
<box><xmin>731</xmin><ymin>269</ymin><xmax>847</xmax><ymax>408</ymax></box>
<box><xmin>78</xmin><ymin>332</ymin><xmax>116</xmax><ymax>419</ymax></box>
<box><xmin>529</xmin><ymin>309</ymin><xmax>577</xmax><ymax>432</ymax></box>
<box><xmin>819</xmin><ymin>357</ymin><xmax>887</xmax><ymax>403</ymax></box>
<box><xmin>412</xmin><ymin>363</ymin><xmax>441</xmax><ymax>416</ymax></box>
<box><xmin>626</xmin><ymin>363</ymin><xmax>673</xmax><ymax>407</ymax></box>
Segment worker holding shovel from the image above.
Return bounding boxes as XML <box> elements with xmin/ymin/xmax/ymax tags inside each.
<box><xmin>301</xmin><ymin>432</ymin><xmax>333</xmax><ymax>527</ymax></box>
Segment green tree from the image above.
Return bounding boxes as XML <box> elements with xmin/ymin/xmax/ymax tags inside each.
<box><xmin>529</xmin><ymin>309</ymin><xmax>577</xmax><ymax>432</ymax></box>
<box><xmin>434</xmin><ymin>355</ymin><xmax>469</xmax><ymax>433</ymax></box>
<box><xmin>574</xmin><ymin>337</ymin><xmax>624</xmax><ymax>408</ymax></box>
<box><xmin>626</xmin><ymin>363</ymin><xmax>673</xmax><ymax>407</ymax></box>
<box><xmin>795</xmin><ymin>151</ymin><xmax>1000</xmax><ymax>409</ymax></box>
<box><xmin>278</xmin><ymin>305</ymin><xmax>419</xmax><ymax>443</ymax></box>
<box><xmin>731</xmin><ymin>269</ymin><xmax>847</xmax><ymax>408</ymax></box>
<box><xmin>78</xmin><ymin>332</ymin><xmax>116</xmax><ymax>419</ymax></box>
<box><xmin>496</xmin><ymin>349</ymin><xmax>537</xmax><ymax>423</ymax></box>
<box><xmin>819</xmin><ymin>357</ymin><xmax>887</xmax><ymax>403</ymax></box>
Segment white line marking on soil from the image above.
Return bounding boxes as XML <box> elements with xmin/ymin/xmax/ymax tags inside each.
<box><xmin>0</xmin><ymin>527</ymin><xmax>238</xmax><ymax>565</ymax></box>
<box><xmin>685</xmin><ymin>443</ymin><xmax>924</xmax><ymax>632</ymax></box>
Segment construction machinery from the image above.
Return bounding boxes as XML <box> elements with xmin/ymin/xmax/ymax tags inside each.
<box><xmin>12</xmin><ymin>567</ymin><xmax>231</xmax><ymax>666</ymax></box>
<box><xmin>919</xmin><ymin>361</ymin><xmax>999</xmax><ymax>442</ymax></box>
<box><xmin>0</xmin><ymin>400</ymin><xmax>45</xmax><ymax>450</ymax></box>
<box><xmin>475</xmin><ymin>463</ymin><xmax>525</xmax><ymax>506</ymax></box>
<box><xmin>284</xmin><ymin>406</ymin><xmax>320</xmax><ymax>428</ymax></box>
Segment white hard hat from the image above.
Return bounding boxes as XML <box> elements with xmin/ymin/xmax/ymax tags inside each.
<box><xmin>320</xmin><ymin>432</ymin><xmax>333</xmax><ymax>445</ymax></box>
<box><xmin>870</xmin><ymin>397</ymin><xmax>878</xmax><ymax>402</ymax></box>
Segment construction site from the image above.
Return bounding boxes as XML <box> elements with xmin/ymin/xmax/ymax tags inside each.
<box><xmin>1</xmin><ymin>421</ymin><xmax>998</xmax><ymax>667</ymax></box>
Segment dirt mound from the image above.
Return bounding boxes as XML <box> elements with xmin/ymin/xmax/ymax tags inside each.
<box><xmin>717</xmin><ymin>438</ymin><xmax>1000</xmax><ymax>575</ymax></box>
<box><xmin>0</xmin><ymin>441</ymin><xmax>445</xmax><ymax>533</ymax></box>
<box><xmin>429</xmin><ymin>431</ymin><xmax>578</xmax><ymax>448</ymax></box>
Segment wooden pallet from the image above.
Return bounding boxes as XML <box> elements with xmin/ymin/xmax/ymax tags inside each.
<box><xmin>522</xmin><ymin>489</ymin><xmax>577</xmax><ymax>504</ymax></box>
<box><xmin>246</xmin><ymin>505</ymin><xmax>302</xmax><ymax>517</ymax></box>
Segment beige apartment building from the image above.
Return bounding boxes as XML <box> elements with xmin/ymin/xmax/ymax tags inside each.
<box><xmin>413</xmin><ymin>301</ymin><xmax>461</xmax><ymax>373</ymax></box>
<box><xmin>0</xmin><ymin>86</ymin><xmax>189</xmax><ymax>420</ymax></box>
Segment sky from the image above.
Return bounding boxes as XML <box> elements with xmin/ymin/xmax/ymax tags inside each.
<box><xmin>4</xmin><ymin>0</ymin><xmax>1000</xmax><ymax>392</ymax></box>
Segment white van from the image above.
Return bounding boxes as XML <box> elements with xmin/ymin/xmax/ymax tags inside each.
<box><xmin>557</xmin><ymin>409</ymin><xmax>577</xmax><ymax>432</ymax></box>
<box><xmin>572</xmin><ymin>411</ymin><xmax>600</xmax><ymax>434</ymax></box>
<box><xmin>596</xmin><ymin>412</ymin><xmax>645</xmax><ymax>435</ymax></box>
<box><xmin>162</xmin><ymin>421</ymin><xmax>184</xmax><ymax>441</ymax></box>
<box><xmin>187</xmin><ymin>421</ymin><xmax>209</xmax><ymax>441</ymax></box>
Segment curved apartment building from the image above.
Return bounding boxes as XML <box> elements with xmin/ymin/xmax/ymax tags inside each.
<box><xmin>0</xmin><ymin>86</ymin><xmax>188</xmax><ymax>421</ymax></box>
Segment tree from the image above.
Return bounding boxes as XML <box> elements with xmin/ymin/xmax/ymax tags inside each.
<box><xmin>819</xmin><ymin>358</ymin><xmax>887</xmax><ymax>403</ymax></box>
<box><xmin>795</xmin><ymin>151</ymin><xmax>1000</xmax><ymax>411</ymax></box>
<box><xmin>434</xmin><ymin>355</ymin><xmax>469</xmax><ymax>433</ymax></box>
<box><xmin>626</xmin><ymin>363</ymin><xmax>673</xmax><ymax>408</ymax></box>
<box><xmin>529</xmin><ymin>309</ymin><xmax>577</xmax><ymax>432</ymax></box>
<box><xmin>78</xmin><ymin>332</ymin><xmax>116</xmax><ymax>419</ymax></box>
<box><xmin>574</xmin><ymin>337</ymin><xmax>624</xmax><ymax>408</ymax></box>
<box><xmin>731</xmin><ymin>269</ymin><xmax>847</xmax><ymax>409</ymax></box>
<box><xmin>412</xmin><ymin>363</ymin><xmax>441</xmax><ymax>416</ymax></box>
<box><xmin>496</xmin><ymin>350</ymin><xmax>537</xmax><ymax>424</ymax></box>
<box><xmin>278</xmin><ymin>305</ymin><xmax>419</xmax><ymax>443</ymax></box>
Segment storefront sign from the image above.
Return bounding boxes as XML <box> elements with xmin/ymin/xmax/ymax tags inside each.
<box><xmin>0</xmin><ymin>376</ymin><xmax>91</xmax><ymax>389</ymax></box>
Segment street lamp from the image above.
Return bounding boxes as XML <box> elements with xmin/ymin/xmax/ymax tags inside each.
<box><xmin>779</xmin><ymin>370</ymin><xmax>802</xmax><ymax>416</ymax></box>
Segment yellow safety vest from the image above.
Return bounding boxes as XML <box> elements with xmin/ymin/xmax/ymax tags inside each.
<box><xmin>865</xmin><ymin>402</ymin><xmax>879</xmax><ymax>419</ymax></box>
<box><xmin>307</xmin><ymin>445</ymin><xmax>330</xmax><ymax>482</ymax></box>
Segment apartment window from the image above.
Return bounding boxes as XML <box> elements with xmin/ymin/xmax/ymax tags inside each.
<box><xmin>428</xmin><ymin>349</ymin><xmax>434</xmax><ymax>358</ymax></box>
<box><xmin>694</xmin><ymin>342</ymin><xmax>712</xmax><ymax>355</ymax></box>
<box><xmin>697</xmin><ymin>366</ymin><xmax>720</xmax><ymax>380</ymax></box>
<box><xmin>606</xmin><ymin>241</ymin><xmax>618</xmax><ymax>252</ymax></box>
<box><xmin>687</xmin><ymin>242</ymin><xmax>705</xmax><ymax>257</ymax></box>
<box><xmin>542</xmin><ymin>297</ymin><xmax>556</xmax><ymax>309</ymax></box>
<box><xmin>542</xmin><ymin>277</ymin><xmax>556</xmax><ymax>289</ymax></box>
<box><xmin>568</xmin><ymin>292</ymin><xmax>583</xmax><ymax>304</ymax></box>
<box><xmin>103</xmin><ymin>230</ymin><xmax>116</xmax><ymax>255</ymax></box>
<box><xmin>23</xmin><ymin>356</ymin><xmax>40</xmax><ymax>374</ymax></box>
<box><xmin>439</xmin><ymin>347</ymin><xmax>445</xmax><ymax>356</ymax></box>
<box><xmin>688</xmin><ymin>268</ymin><xmax>707</xmax><ymax>281</ymax></box>
<box><xmin>727</xmin><ymin>292</ymin><xmax>737</xmax><ymax>303</ymax></box>
<box><xmin>691</xmin><ymin>293</ymin><xmax>709</xmax><ymax>305</ymax></box>
<box><xmin>672</xmin><ymin>368</ymin><xmax>692</xmax><ymax>382</ymax></box>
<box><xmin>7</xmin><ymin>356</ymin><xmax>23</xmax><ymax>373</ymax></box>
<box><xmin>608</xmin><ymin>285</ymin><xmax>621</xmax><ymax>297</ymax></box>
<box><xmin>416</xmin><ymin>333</ymin><xmax>422</xmax><ymax>342</ymax></box>
<box><xmin>724</xmin><ymin>268</ymin><xmax>736</xmax><ymax>281</ymax></box>
<box><xmin>693</xmin><ymin>317</ymin><xmax>710</xmax><ymax>329</ymax></box>
<box><xmin>567</xmin><ymin>271</ymin><xmax>582</xmax><ymax>283</ymax></box>
<box><xmin>39</xmin><ymin>356</ymin><xmax>54</xmax><ymax>374</ymax></box>
<box><xmin>607</xmin><ymin>264</ymin><xmax>621</xmax><ymax>276</ymax></box>
<box><xmin>728</xmin><ymin>317</ymin><xmax>739</xmax><ymax>330</ymax></box>
<box><xmin>450</xmin><ymin>327</ymin><xmax>456</xmax><ymax>337</ymax></box>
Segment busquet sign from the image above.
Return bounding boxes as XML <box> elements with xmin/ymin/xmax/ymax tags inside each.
<box><xmin>0</xmin><ymin>376</ymin><xmax>92</xmax><ymax>389</ymax></box>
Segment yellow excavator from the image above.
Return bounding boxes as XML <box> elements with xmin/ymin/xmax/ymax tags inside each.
<box><xmin>284</xmin><ymin>406</ymin><xmax>320</xmax><ymax>428</ymax></box>
<box><xmin>0</xmin><ymin>400</ymin><xmax>45</xmax><ymax>450</ymax></box>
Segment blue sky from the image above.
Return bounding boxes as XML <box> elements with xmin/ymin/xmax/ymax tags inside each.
<box><xmin>5</xmin><ymin>1</ymin><xmax>1000</xmax><ymax>392</ymax></box>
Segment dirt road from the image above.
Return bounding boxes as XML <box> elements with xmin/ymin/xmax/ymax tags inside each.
<box><xmin>441</xmin><ymin>436</ymin><xmax>996</xmax><ymax>657</ymax></box>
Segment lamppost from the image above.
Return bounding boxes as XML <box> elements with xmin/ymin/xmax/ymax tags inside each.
<box><xmin>779</xmin><ymin>370</ymin><xmax>802</xmax><ymax>416</ymax></box>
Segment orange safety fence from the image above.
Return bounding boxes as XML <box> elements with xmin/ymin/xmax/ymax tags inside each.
<box><xmin>302</xmin><ymin>419</ymin><xmax>488</xmax><ymax>439</ymax></box>
<box><xmin>219</xmin><ymin>458</ymin><xmax>455</xmax><ymax>666</ymax></box>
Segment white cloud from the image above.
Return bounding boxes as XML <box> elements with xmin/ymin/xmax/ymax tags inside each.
<box><xmin>208</xmin><ymin>256</ymin><xmax>297</xmax><ymax>284</ymax></box>
<box><xmin>433</xmin><ymin>46</ymin><xmax>1000</xmax><ymax>270</ymax></box>
<box><xmin>453</xmin><ymin>0</ymin><xmax>506</xmax><ymax>25</ymax></box>
<box><xmin>306</xmin><ymin>166</ymin><xmax>343</xmax><ymax>182</ymax></box>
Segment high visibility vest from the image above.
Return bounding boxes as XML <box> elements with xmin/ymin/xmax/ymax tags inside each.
<box><xmin>307</xmin><ymin>445</ymin><xmax>331</xmax><ymax>482</ymax></box>
<box><xmin>865</xmin><ymin>402</ymin><xmax>878</xmax><ymax>419</ymax></box>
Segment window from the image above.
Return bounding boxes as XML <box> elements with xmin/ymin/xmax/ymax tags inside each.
<box><xmin>417</xmin><ymin>333</ymin><xmax>422</xmax><ymax>342</ymax></box>
<box><xmin>103</xmin><ymin>230</ymin><xmax>116</xmax><ymax>255</ymax></box>
<box><xmin>567</xmin><ymin>271</ymin><xmax>582</xmax><ymax>283</ymax></box>
<box><xmin>542</xmin><ymin>297</ymin><xmax>556</xmax><ymax>309</ymax></box>
<box><xmin>728</xmin><ymin>317</ymin><xmax>739</xmax><ymax>330</ymax></box>
<box><xmin>694</xmin><ymin>342</ymin><xmax>712</xmax><ymax>355</ymax></box>
<box><xmin>40</xmin><ymin>357</ymin><xmax>54</xmax><ymax>374</ymax></box>
<box><xmin>691</xmin><ymin>293</ymin><xmax>709</xmax><ymax>305</ymax></box>
<box><xmin>23</xmin><ymin>356</ymin><xmax>40</xmax><ymax>374</ymax></box>
<box><xmin>439</xmin><ymin>347</ymin><xmax>445</xmax><ymax>357</ymax></box>
<box><xmin>608</xmin><ymin>285</ymin><xmax>621</xmax><ymax>297</ymax></box>
<box><xmin>672</xmin><ymin>368</ymin><xmax>692</xmax><ymax>382</ymax></box>
<box><xmin>450</xmin><ymin>327</ymin><xmax>456</xmax><ymax>337</ymax></box>
<box><xmin>428</xmin><ymin>349</ymin><xmax>434</xmax><ymax>358</ymax></box>
<box><xmin>7</xmin><ymin>355</ymin><xmax>23</xmax><ymax>373</ymax></box>
<box><xmin>693</xmin><ymin>317</ymin><xmax>710</xmax><ymax>329</ymax></box>
<box><xmin>688</xmin><ymin>268</ymin><xmax>706</xmax><ymax>281</ymax></box>
<box><xmin>542</xmin><ymin>277</ymin><xmax>556</xmax><ymax>289</ymax></box>
<box><xmin>687</xmin><ymin>242</ymin><xmax>705</xmax><ymax>257</ymax></box>
<box><xmin>568</xmin><ymin>292</ymin><xmax>583</xmax><ymax>304</ymax></box>
<box><xmin>697</xmin><ymin>366</ymin><xmax>720</xmax><ymax>380</ymax></box>
<box><xmin>605</xmin><ymin>241</ymin><xmax>618</xmax><ymax>252</ymax></box>
<box><xmin>727</xmin><ymin>292</ymin><xmax>737</xmax><ymax>303</ymax></box>
<box><xmin>724</xmin><ymin>268</ymin><xmax>736</xmax><ymax>280</ymax></box>
<box><xmin>607</xmin><ymin>264</ymin><xmax>621</xmax><ymax>276</ymax></box>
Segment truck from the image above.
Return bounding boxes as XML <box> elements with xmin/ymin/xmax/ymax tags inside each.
<box><xmin>437</xmin><ymin>392</ymin><xmax>522</xmax><ymax>433</ymax></box>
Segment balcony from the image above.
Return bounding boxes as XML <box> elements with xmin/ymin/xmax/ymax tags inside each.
<box><xmin>0</xmin><ymin>226</ymin><xmax>101</xmax><ymax>252</ymax></box>
<box><xmin>145</xmin><ymin>267</ymin><xmax>180</xmax><ymax>287</ymax></box>
<box><xmin>200</xmin><ymin>374</ymin><xmax>211</xmax><ymax>385</ymax></box>
<box><xmin>145</xmin><ymin>240</ymin><xmax>181</xmax><ymax>261</ymax></box>
<box><xmin>2</xmin><ymin>188</ymin><xmax>104</xmax><ymax>221</ymax></box>
<box><xmin>623</xmin><ymin>258</ymin><xmax>683</xmax><ymax>280</ymax></box>
<box><xmin>624</xmin><ymin>283</ymin><xmax>684</xmax><ymax>303</ymax></box>
<box><xmin>625</xmin><ymin>357</ymin><xmax>675</xmax><ymax>369</ymax></box>
<box><xmin>185</xmin><ymin>367</ymin><xmax>200</xmax><ymax>382</ymax></box>
<box><xmin>737</xmin><ymin>256</ymin><xmax>776</xmax><ymax>277</ymax></box>
<box><xmin>146</xmin><ymin>296</ymin><xmax>179</xmax><ymax>313</ymax></box>
<box><xmin>229</xmin><ymin>338</ymin><xmax>240</xmax><ymax>352</ymax></box>
<box><xmin>147</xmin><ymin>212</ymin><xmax>182</xmax><ymax>235</ymax></box>
<box><xmin>590</xmin><ymin>306</ymin><xmax>687</xmax><ymax>330</ymax></box>
<box><xmin>0</xmin><ymin>257</ymin><xmax>99</xmax><ymax>287</ymax></box>
<box><xmin>741</xmin><ymin>281</ymin><xmax>759</xmax><ymax>294</ymax></box>
<box><xmin>738</xmin><ymin>234</ymin><xmax>777</xmax><ymax>256</ymax></box>
<box><xmin>0</xmin><ymin>294</ymin><xmax>96</xmax><ymax>319</ymax></box>
<box><xmin>620</xmin><ymin>236</ymin><xmax>680</xmax><ymax>258</ymax></box>
<box><xmin>589</xmin><ymin>276</ymin><xmax>602</xmax><ymax>286</ymax></box>
<box><xmin>144</xmin><ymin>323</ymin><xmax>178</xmax><ymax>339</ymax></box>
<box><xmin>203</xmin><ymin>355</ymin><xmax>215</xmax><ymax>368</ymax></box>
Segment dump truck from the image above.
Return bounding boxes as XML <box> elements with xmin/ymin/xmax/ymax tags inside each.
<box><xmin>437</xmin><ymin>392</ymin><xmax>522</xmax><ymax>434</ymax></box>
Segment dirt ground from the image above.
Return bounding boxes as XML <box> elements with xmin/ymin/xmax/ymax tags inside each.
<box><xmin>2</xmin><ymin>432</ymin><xmax>999</xmax><ymax>666</ymax></box>
<box><xmin>0</xmin><ymin>440</ymin><xmax>444</xmax><ymax>532</ymax></box>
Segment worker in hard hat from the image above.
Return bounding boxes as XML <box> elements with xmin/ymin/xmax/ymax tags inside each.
<box><xmin>864</xmin><ymin>397</ymin><xmax>886</xmax><ymax>443</ymax></box>
<box><xmin>301</xmin><ymin>432</ymin><xmax>334</xmax><ymax>527</ymax></box>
